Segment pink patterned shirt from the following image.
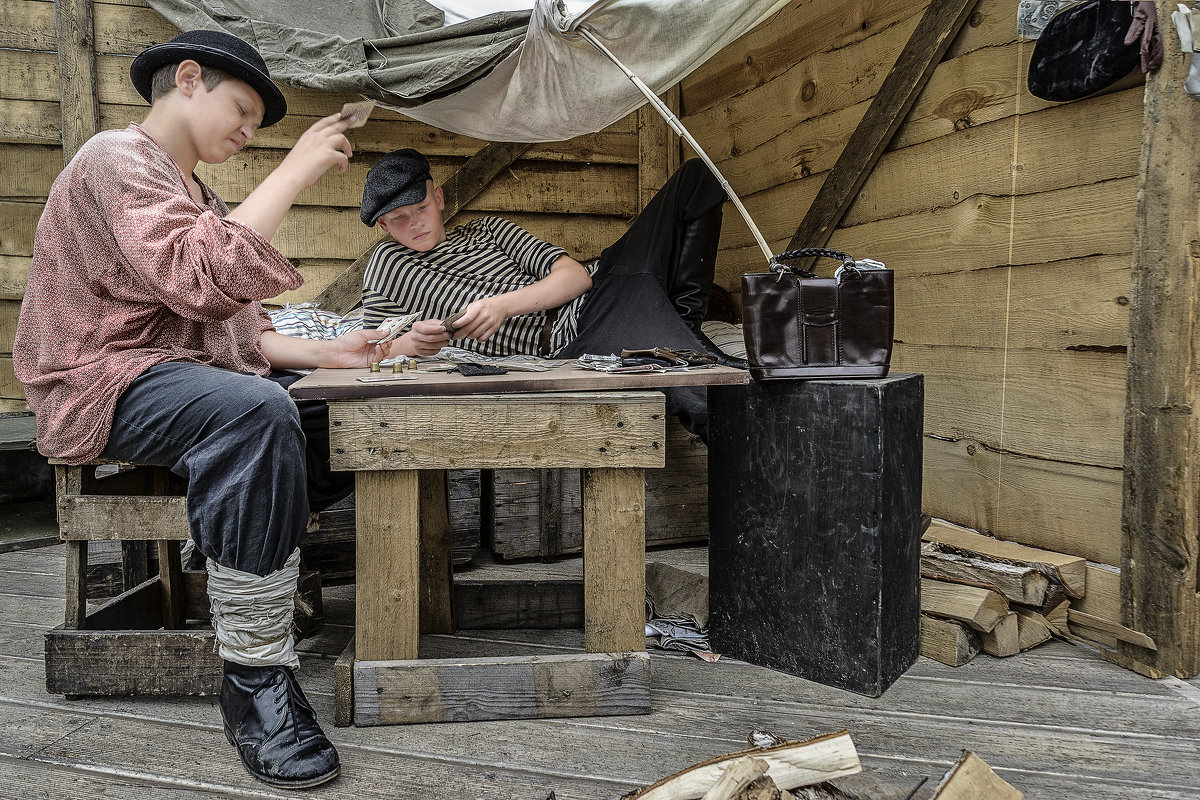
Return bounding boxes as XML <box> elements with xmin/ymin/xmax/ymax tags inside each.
<box><xmin>14</xmin><ymin>124</ymin><xmax>303</xmax><ymax>463</ymax></box>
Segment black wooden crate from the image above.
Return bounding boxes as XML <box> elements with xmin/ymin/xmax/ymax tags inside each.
<box><xmin>707</xmin><ymin>374</ymin><xmax>924</xmax><ymax>697</ymax></box>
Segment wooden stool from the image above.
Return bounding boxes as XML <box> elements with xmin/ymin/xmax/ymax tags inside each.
<box><xmin>45</xmin><ymin>459</ymin><xmax>322</xmax><ymax>697</ymax></box>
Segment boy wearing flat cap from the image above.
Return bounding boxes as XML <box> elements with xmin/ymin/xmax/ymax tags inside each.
<box><xmin>14</xmin><ymin>30</ymin><xmax>429</xmax><ymax>789</ymax></box>
<box><xmin>360</xmin><ymin>149</ymin><xmax>742</xmax><ymax>440</ymax></box>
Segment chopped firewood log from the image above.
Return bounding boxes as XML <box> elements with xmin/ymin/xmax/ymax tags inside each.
<box><xmin>702</xmin><ymin>757</ymin><xmax>769</xmax><ymax>800</ymax></box>
<box><xmin>921</xmin><ymin>614</ymin><xmax>981</xmax><ymax>666</ymax></box>
<box><xmin>979</xmin><ymin>612</ymin><xmax>1020</xmax><ymax>657</ymax></box>
<box><xmin>1067</xmin><ymin>609</ymin><xmax>1157</xmax><ymax>650</ymax></box>
<box><xmin>1010</xmin><ymin>607</ymin><xmax>1053</xmax><ymax>651</ymax></box>
<box><xmin>923</xmin><ymin>522</ymin><xmax>1086</xmax><ymax>598</ymax></box>
<box><xmin>921</xmin><ymin>543</ymin><xmax>1050</xmax><ymax>606</ymax></box>
<box><xmin>623</xmin><ymin>731</ymin><xmax>861</xmax><ymax>800</ymax></box>
<box><xmin>1043</xmin><ymin>598</ymin><xmax>1069</xmax><ymax>631</ymax></box>
<box><xmin>732</xmin><ymin>775</ymin><xmax>786</xmax><ymax>800</ymax></box>
<box><xmin>931</xmin><ymin>751</ymin><xmax>1022</xmax><ymax>799</ymax></box>
<box><xmin>1034</xmin><ymin>583</ymin><xmax>1069</xmax><ymax>616</ymax></box>
<box><xmin>921</xmin><ymin>578</ymin><xmax>1009</xmax><ymax>632</ymax></box>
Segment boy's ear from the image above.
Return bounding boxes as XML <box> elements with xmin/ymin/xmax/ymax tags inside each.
<box><xmin>433</xmin><ymin>185</ymin><xmax>445</xmax><ymax>212</ymax></box>
<box><xmin>175</xmin><ymin>60</ymin><xmax>203</xmax><ymax>96</ymax></box>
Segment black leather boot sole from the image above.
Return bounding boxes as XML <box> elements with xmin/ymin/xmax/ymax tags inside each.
<box><xmin>223</xmin><ymin>723</ymin><xmax>341</xmax><ymax>789</ymax></box>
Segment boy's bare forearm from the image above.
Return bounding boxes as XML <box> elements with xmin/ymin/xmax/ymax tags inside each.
<box><xmin>500</xmin><ymin>256</ymin><xmax>592</xmax><ymax>316</ymax></box>
<box><xmin>226</xmin><ymin>169</ymin><xmax>307</xmax><ymax>240</ymax></box>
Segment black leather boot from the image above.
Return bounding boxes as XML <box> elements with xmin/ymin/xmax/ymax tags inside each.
<box><xmin>670</xmin><ymin>206</ymin><xmax>723</xmax><ymax>326</ymax></box>
<box><xmin>220</xmin><ymin>660</ymin><xmax>340</xmax><ymax>788</ymax></box>
<box><xmin>687</xmin><ymin>321</ymin><xmax>749</xmax><ymax>370</ymax></box>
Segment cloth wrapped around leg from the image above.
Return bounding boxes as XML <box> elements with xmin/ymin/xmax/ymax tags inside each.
<box><xmin>208</xmin><ymin>549</ymin><xmax>340</xmax><ymax>788</ymax></box>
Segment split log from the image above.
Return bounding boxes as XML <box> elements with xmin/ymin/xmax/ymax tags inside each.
<box><xmin>923</xmin><ymin>522</ymin><xmax>1086</xmax><ymax>598</ymax></box>
<box><xmin>624</xmin><ymin>731</ymin><xmax>861</xmax><ymax>800</ymax></box>
<box><xmin>920</xmin><ymin>615</ymin><xmax>980</xmax><ymax>667</ymax></box>
<box><xmin>1035</xmin><ymin>583</ymin><xmax>1069</xmax><ymax>616</ymax></box>
<box><xmin>979</xmin><ymin>612</ymin><xmax>1019</xmax><ymax>657</ymax></box>
<box><xmin>1010</xmin><ymin>607</ymin><xmax>1053</xmax><ymax>651</ymax></box>
<box><xmin>1067</xmin><ymin>609</ymin><xmax>1157</xmax><ymax>650</ymax></box>
<box><xmin>920</xmin><ymin>578</ymin><xmax>1009</xmax><ymax>632</ymax></box>
<box><xmin>702</xmin><ymin>757</ymin><xmax>769</xmax><ymax>800</ymax></box>
<box><xmin>921</xmin><ymin>542</ymin><xmax>1050</xmax><ymax>606</ymax></box>
<box><xmin>931</xmin><ymin>751</ymin><xmax>1022</xmax><ymax>799</ymax></box>
<box><xmin>1044</xmin><ymin>598</ymin><xmax>1069</xmax><ymax>631</ymax></box>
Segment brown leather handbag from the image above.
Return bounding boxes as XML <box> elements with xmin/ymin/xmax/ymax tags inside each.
<box><xmin>741</xmin><ymin>248</ymin><xmax>894</xmax><ymax>381</ymax></box>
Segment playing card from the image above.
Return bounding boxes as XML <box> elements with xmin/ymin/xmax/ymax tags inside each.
<box><xmin>367</xmin><ymin>312</ymin><xmax>420</xmax><ymax>344</ymax></box>
<box><xmin>339</xmin><ymin>99</ymin><xmax>376</xmax><ymax>129</ymax></box>
<box><xmin>441</xmin><ymin>310</ymin><xmax>466</xmax><ymax>335</ymax></box>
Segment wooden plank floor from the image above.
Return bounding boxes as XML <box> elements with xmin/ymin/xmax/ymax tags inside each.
<box><xmin>1</xmin><ymin>544</ymin><xmax>1198</xmax><ymax>799</ymax></box>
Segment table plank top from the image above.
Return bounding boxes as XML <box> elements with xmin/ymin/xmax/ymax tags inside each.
<box><xmin>288</xmin><ymin>363</ymin><xmax>749</xmax><ymax>401</ymax></box>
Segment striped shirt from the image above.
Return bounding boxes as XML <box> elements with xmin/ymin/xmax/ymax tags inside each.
<box><xmin>361</xmin><ymin>217</ymin><xmax>593</xmax><ymax>357</ymax></box>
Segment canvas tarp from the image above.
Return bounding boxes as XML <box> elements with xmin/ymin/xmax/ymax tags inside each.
<box><xmin>145</xmin><ymin>0</ymin><xmax>788</xmax><ymax>142</ymax></box>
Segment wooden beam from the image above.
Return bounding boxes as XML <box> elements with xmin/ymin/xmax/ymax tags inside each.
<box><xmin>353</xmin><ymin>651</ymin><xmax>651</xmax><ymax>725</ymax></box>
<box><xmin>54</xmin><ymin>0</ymin><xmax>100</xmax><ymax>163</ymax></box>
<box><xmin>582</xmin><ymin>466</ymin><xmax>646</xmax><ymax>653</ymax></box>
<box><xmin>637</xmin><ymin>85</ymin><xmax>681</xmax><ymax>212</ymax></box>
<box><xmin>312</xmin><ymin>140</ymin><xmax>533</xmax><ymax>315</ymax></box>
<box><xmin>786</xmin><ymin>0</ymin><xmax>978</xmax><ymax>253</ymax></box>
<box><xmin>417</xmin><ymin>469</ymin><xmax>454</xmax><ymax>635</ymax></box>
<box><xmin>1122</xmin><ymin>4</ymin><xmax>1200</xmax><ymax>680</ymax></box>
<box><xmin>355</xmin><ymin>469</ymin><xmax>420</xmax><ymax>662</ymax></box>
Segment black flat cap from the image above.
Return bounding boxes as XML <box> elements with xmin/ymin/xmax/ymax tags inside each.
<box><xmin>361</xmin><ymin>149</ymin><xmax>433</xmax><ymax>226</ymax></box>
<box><xmin>130</xmin><ymin>30</ymin><xmax>287</xmax><ymax>128</ymax></box>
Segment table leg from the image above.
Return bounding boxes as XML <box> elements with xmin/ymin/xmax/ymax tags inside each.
<box><xmin>418</xmin><ymin>469</ymin><xmax>454</xmax><ymax>634</ymax></box>
<box><xmin>581</xmin><ymin>467</ymin><xmax>646</xmax><ymax>653</ymax></box>
<box><xmin>356</xmin><ymin>469</ymin><xmax>420</xmax><ymax>661</ymax></box>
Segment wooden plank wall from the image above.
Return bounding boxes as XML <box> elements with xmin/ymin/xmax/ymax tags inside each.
<box><xmin>681</xmin><ymin>0</ymin><xmax>1141</xmax><ymax>621</ymax></box>
<box><xmin>0</xmin><ymin>0</ymin><xmax>651</xmax><ymax>411</ymax></box>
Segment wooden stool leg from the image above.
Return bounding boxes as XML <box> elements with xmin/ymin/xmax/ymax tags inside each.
<box><xmin>157</xmin><ymin>540</ymin><xmax>184</xmax><ymax>629</ymax></box>
<box><xmin>65</xmin><ymin>540</ymin><xmax>88</xmax><ymax>629</ymax></box>
<box><xmin>418</xmin><ymin>469</ymin><xmax>454</xmax><ymax>634</ymax></box>
<box><xmin>121</xmin><ymin>541</ymin><xmax>149</xmax><ymax>591</ymax></box>
<box><xmin>581</xmin><ymin>467</ymin><xmax>646</xmax><ymax>653</ymax></box>
<box><xmin>57</xmin><ymin>464</ymin><xmax>89</xmax><ymax>629</ymax></box>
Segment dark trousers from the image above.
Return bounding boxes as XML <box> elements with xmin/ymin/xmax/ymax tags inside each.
<box><xmin>100</xmin><ymin>362</ymin><xmax>352</xmax><ymax>576</ymax></box>
<box><xmin>558</xmin><ymin>158</ymin><xmax>726</xmax><ymax>440</ymax></box>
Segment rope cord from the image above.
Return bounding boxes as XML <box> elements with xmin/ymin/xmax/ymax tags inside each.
<box><xmin>997</xmin><ymin>38</ymin><xmax>1025</xmax><ymax>516</ymax></box>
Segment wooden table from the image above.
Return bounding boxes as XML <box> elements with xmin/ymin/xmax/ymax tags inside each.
<box><xmin>289</xmin><ymin>363</ymin><xmax>747</xmax><ymax>726</ymax></box>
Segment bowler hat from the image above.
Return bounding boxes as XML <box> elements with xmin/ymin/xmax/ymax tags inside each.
<box><xmin>361</xmin><ymin>149</ymin><xmax>433</xmax><ymax>226</ymax></box>
<box><xmin>130</xmin><ymin>30</ymin><xmax>287</xmax><ymax>128</ymax></box>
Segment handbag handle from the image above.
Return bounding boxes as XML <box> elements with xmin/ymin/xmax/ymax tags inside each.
<box><xmin>769</xmin><ymin>247</ymin><xmax>857</xmax><ymax>278</ymax></box>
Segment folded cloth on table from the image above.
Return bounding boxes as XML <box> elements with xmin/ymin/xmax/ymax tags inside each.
<box><xmin>269</xmin><ymin>303</ymin><xmax>363</xmax><ymax>340</ymax></box>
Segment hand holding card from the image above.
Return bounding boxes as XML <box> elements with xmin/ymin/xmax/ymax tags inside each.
<box><xmin>441</xmin><ymin>310</ymin><xmax>466</xmax><ymax>335</ymax></box>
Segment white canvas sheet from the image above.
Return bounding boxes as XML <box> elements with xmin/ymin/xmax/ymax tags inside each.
<box><xmin>399</xmin><ymin>0</ymin><xmax>789</xmax><ymax>141</ymax></box>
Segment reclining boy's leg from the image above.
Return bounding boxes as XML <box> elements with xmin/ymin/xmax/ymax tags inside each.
<box><xmin>595</xmin><ymin>158</ymin><xmax>725</xmax><ymax>306</ymax></box>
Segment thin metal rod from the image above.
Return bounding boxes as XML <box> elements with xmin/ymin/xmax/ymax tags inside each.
<box><xmin>577</xmin><ymin>26</ymin><xmax>775</xmax><ymax>265</ymax></box>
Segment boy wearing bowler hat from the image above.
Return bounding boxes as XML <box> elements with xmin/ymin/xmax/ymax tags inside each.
<box><xmin>359</xmin><ymin>148</ymin><xmax>742</xmax><ymax>441</ymax></box>
<box><xmin>15</xmin><ymin>30</ymin><xmax>445</xmax><ymax>789</ymax></box>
